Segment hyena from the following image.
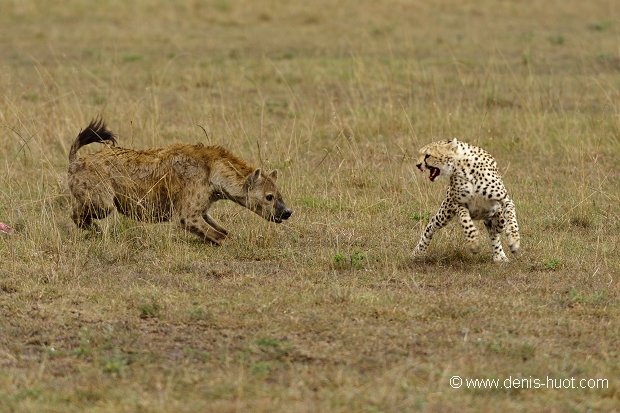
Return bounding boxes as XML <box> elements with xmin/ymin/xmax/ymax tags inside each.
<box><xmin>68</xmin><ymin>119</ymin><xmax>292</xmax><ymax>244</ymax></box>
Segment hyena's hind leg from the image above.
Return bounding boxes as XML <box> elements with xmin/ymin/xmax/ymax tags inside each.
<box><xmin>484</xmin><ymin>207</ymin><xmax>509</xmax><ymax>263</ymax></box>
<box><xmin>502</xmin><ymin>197</ymin><xmax>520</xmax><ymax>254</ymax></box>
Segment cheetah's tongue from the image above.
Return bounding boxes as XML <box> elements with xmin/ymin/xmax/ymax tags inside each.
<box><xmin>429</xmin><ymin>167</ymin><xmax>440</xmax><ymax>182</ymax></box>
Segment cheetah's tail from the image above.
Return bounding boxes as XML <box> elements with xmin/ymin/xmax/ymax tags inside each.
<box><xmin>68</xmin><ymin>118</ymin><xmax>118</xmax><ymax>163</ymax></box>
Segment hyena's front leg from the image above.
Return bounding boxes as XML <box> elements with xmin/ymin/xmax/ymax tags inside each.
<box><xmin>71</xmin><ymin>188</ymin><xmax>115</xmax><ymax>231</ymax></box>
<box><xmin>202</xmin><ymin>212</ymin><xmax>228</xmax><ymax>236</ymax></box>
<box><xmin>412</xmin><ymin>199</ymin><xmax>456</xmax><ymax>259</ymax></box>
<box><xmin>456</xmin><ymin>205</ymin><xmax>481</xmax><ymax>254</ymax></box>
<box><xmin>72</xmin><ymin>203</ymin><xmax>98</xmax><ymax>230</ymax></box>
<box><xmin>178</xmin><ymin>210</ymin><xmax>227</xmax><ymax>245</ymax></box>
<box><xmin>502</xmin><ymin>197</ymin><xmax>520</xmax><ymax>254</ymax></box>
<box><xmin>484</xmin><ymin>208</ymin><xmax>508</xmax><ymax>263</ymax></box>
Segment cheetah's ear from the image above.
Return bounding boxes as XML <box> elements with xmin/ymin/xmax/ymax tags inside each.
<box><xmin>268</xmin><ymin>169</ymin><xmax>279</xmax><ymax>182</ymax></box>
<box><xmin>449</xmin><ymin>138</ymin><xmax>458</xmax><ymax>151</ymax></box>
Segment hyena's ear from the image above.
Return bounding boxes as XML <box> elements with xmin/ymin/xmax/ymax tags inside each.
<box><xmin>268</xmin><ymin>169</ymin><xmax>279</xmax><ymax>182</ymax></box>
<box><xmin>245</xmin><ymin>168</ymin><xmax>262</xmax><ymax>189</ymax></box>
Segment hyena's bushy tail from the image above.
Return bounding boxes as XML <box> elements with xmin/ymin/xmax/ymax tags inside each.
<box><xmin>68</xmin><ymin>118</ymin><xmax>117</xmax><ymax>163</ymax></box>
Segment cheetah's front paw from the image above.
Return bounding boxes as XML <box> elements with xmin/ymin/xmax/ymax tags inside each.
<box><xmin>468</xmin><ymin>238</ymin><xmax>481</xmax><ymax>255</ymax></box>
<box><xmin>508</xmin><ymin>238</ymin><xmax>520</xmax><ymax>254</ymax></box>
<box><xmin>411</xmin><ymin>247</ymin><xmax>426</xmax><ymax>261</ymax></box>
<box><xmin>493</xmin><ymin>252</ymin><xmax>509</xmax><ymax>263</ymax></box>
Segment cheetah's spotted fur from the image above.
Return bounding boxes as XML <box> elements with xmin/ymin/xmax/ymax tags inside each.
<box><xmin>413</xmin><ymin>138</ymin><xmax>520</xmax><ymax>262</ymax></box>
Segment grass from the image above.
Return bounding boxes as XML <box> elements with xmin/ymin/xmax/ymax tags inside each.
<box><xmin>1</xmin><ymin>0</ymin><xmax>620</xmax><ymax>411</ymax></box>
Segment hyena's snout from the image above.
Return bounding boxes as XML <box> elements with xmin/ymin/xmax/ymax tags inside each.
<box><xmin>273</xmin><ymin>201</ymin><xmax>292</xmax><ymax>223</ymax></box>
<box><xmin>269</xmin><ymin>198</ymin><xmax>293</xmax><ymax>224</ymax></box>
<box><xmin>279</xmin><ymin>207</ymin><xmax>292</xmax><ymax>221</ymax></box>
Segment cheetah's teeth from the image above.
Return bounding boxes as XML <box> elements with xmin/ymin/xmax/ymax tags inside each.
<box><xmin>429</xmin><ymin>167</ymin><xmax>440</xmax><ymax>181</ymax></box>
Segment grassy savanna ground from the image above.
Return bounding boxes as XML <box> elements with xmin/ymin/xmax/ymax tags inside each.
<box><xmin>1</xmin><ymin>0</ymin><xmax>620</xmax><ymax>411</ymax></box>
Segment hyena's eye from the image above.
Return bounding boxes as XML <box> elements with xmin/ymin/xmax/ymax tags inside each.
<box><xmin>266</xmin><ymin>194</ymin><xmax>274</xmax><ymax>202</ymax></box>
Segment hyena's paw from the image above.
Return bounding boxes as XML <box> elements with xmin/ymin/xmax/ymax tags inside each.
<box><xmin>206</xmin><ymin>232</ymin><xmax>227</xmax><ymax>246</ymax></box>
<box><xmin>215</xmin><ymin>230</ymin><xmax>227</xmax><ymax>242</ymax></box>
<box><xmin>79</xmin><ymin>222</ymin><xmax>103</xmax><ymax>238</ymax></box>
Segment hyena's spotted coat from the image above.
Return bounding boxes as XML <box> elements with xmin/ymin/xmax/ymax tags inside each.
<box><xmin>68</xmin><ymin>119</ymin><xmax>292</xmax><ymax>244</ymax></box>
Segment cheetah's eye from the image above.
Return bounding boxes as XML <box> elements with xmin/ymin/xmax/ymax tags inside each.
<box><xmin>424</xmin><ymin>154</ymin><xmax>430</xmax><ymax>161</ymax></box>
<box><xmin>266</xmin><ymin>194</ymin><xmax>274</xmax><ymax>202</ymax></box>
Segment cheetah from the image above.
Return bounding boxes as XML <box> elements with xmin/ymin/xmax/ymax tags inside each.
<box><xmin>412</xmin><ymin>138</ymin><xmax>520</xmax><ymax>262</ymax></box>
<box><xmin>68</xmin><ymin>119</ymin><xmax>292</xmax><ymax>244</ymax></box>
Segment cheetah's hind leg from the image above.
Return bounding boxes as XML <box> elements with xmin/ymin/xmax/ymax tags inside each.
<box><xmin>503</xmin><ymin>197</ymin><xmax>520</xmax><ymax>254</ymax></box>
<box><xmin>484</xmin><ymin>214</ymin><xmax>509</xmax><ymax>263</ymax></box>
<box><xmin>456</xmin><ymin>205</ymin><xmax>481</xmax><ymax>255</ymax></box>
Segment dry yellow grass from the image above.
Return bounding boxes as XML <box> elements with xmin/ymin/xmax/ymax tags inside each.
<box><xmin>1</xmin><ymin>0</ymin><xmax>619</xmax><ymax>411</ymax></box>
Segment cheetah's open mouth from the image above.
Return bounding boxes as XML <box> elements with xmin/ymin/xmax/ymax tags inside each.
<box><xmin>428</xmin><ymin>166</ymin><xmax>440</xmax><ymax>182</ymax></box>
